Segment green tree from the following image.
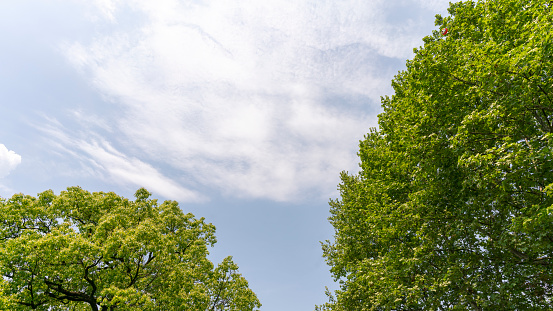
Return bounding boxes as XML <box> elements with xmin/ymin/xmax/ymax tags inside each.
<box><xmin>0</xmin><ymin>187</ymin><xmax>261</xmax><ymax>311</ymax></box>
<box><xmin>319</xmin><ymin>0</ymin><xmax>553</xmax><ymax>310</ymax></box>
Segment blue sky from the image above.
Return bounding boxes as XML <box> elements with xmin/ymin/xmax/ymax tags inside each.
<box><xmin>0</xmin><ymin>0</ymin><xmax>450</xmax><ymax>310</ymax></box>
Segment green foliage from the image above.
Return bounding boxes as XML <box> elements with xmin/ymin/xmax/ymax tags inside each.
<box><xmin>320</xmin><ymin>0</ymin><xmax>553</xmax><ymax>310</ymax></box>
<box><xmin>0</xmin><ymin>187</ymin><xmax>260</xmax><ymax>311</ymax></box>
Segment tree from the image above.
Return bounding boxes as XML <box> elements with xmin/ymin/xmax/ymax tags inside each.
<box><xmin>0</xmin><ymin>187</ymin><xmax>261</xmax><ymax>311</ymax></box>
<box><xmin>319</xmin><ymin>0</ymin><xmax>553</xmax><ymax>310</ymax></box>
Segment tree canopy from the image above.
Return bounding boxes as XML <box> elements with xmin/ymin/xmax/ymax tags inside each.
<box><xmin>320</xmin><ymin>0</ymin><xmax>553</xmax><ymax>309</ymax></box>
<box><xmin>0</xmin><ymin>187</ymin><xmax>260</xmax><ymax>311</ymax></box>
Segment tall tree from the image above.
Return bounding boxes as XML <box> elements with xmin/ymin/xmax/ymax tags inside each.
<box><xmin>0</xmin><ymin>187</ymin><xmax>261</xmax><ymax>311</ymax></box>
<box><xmin>319</xmin><ymin>0</ymin><xmax>553</xmax><ymax>310</ymax></box>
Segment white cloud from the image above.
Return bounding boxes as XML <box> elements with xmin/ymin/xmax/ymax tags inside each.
<box><xmin>0</xmin><ymin>144</ymin><xmax>22</xmax><ymax>178</ymax></box>
<box><xmin>57</xmin><ymin>0</ymin><xmax>449</xmax><ymax>201</ymax></box>
<box><xmin>37</xmin><ymin>121</ymin><xmax>203</xmax><ymax>202</ymax></box>
<box><xmin>77</xmin><ymin>139</ymin><xmax>204</xmax><ymax>202</ymax></box>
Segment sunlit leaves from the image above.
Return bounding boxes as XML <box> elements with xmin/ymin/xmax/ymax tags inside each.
<box><xmin>320</xmin><ymin>0</ymin><xmax>553</xmax><ymax>310</ymax></box>
<box><xmin>0</xmin><ymin>187</ymin><xmax>260</xmax><ymax>310</ymax></box>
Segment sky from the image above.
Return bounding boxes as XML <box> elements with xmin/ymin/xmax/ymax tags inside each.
<box><xmin>0</xmin><ymin>0</ymin><xmax>451</xmax><ymax>310</ymax></box>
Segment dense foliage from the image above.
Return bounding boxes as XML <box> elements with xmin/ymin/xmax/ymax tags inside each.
<box><xmin>320</xmin><ymin>0</ymin><xmax>553</xmax><ymax>309</ymax></box>
<box><xmin>0</xmin><ymin>187</ymin><xmax>260</xmax><ymax>311</ymax></box>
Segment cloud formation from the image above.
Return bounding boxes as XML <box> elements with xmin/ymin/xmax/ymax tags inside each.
<box><xmin>0</xmin><ymin>144</ymin><xmax>21</xmax><ymax>178</ymax></box>
<box><xmin>57</xmin><ymin>0</ymin><xmax>450</xmax><ymax>201</ymax></box>
<box><xmin>38</xmin><ymin>120</ymin><xmax>203</xmax><ymax>202</ymax></box>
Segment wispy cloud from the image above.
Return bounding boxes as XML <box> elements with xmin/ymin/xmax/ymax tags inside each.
<box><xmin>56</xmin><ymin>0</ymin><xmax>450</xmax><ymax>201</ymax></box>
<box><xmin>38</xmin><ymin>120</ymin><xmax>203</xmax><ymax>202</ymax></box>
<box><xmin>0</xmin><ymin>144</ymin><xmax>21</xmax><ymax>178</ymax></box>
<box><xmin>77</xmin><ymin>139</ymin><xmax>204</xmax><ymax>202</ymax></box>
